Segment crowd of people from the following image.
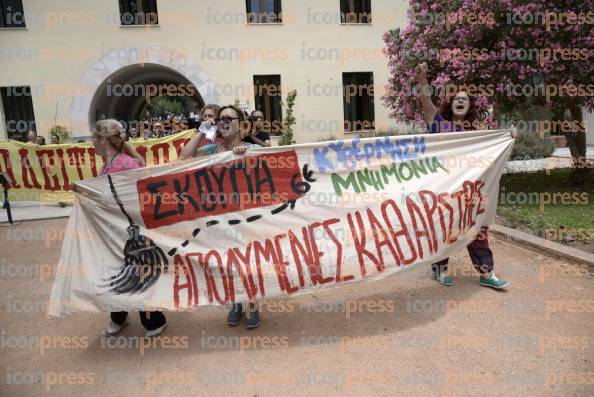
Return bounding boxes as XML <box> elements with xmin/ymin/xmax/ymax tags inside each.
<box><xmin>22</xmin><ymin>106</ymin><xmax>272</xmax><ymax>148</ymax></box>
<box><xmin>132</xmin><ymin>107</ymin><xmax>272</xmax><ymax>148</ymax></box>
<box><xmin>25</xmin><ymin>130</ymin><xmax>60</xmax><ymax>145</ymax></box>
<box><xmin>134</xmin><ymin>112</ymin><xmax>190</xmax><ymax>140</ymax></box>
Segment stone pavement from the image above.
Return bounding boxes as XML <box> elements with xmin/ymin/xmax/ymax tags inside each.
<box><xmin>0</xmin><ymin>201</ymin><xmax>72</xmax><ymax>224</ymax></box>
<box><xmin>503</xmin><ymin>146</ymin><xmax>594</xmax><ymax>174</ymax></box>
<box><xmin>1</xmin><ymin>218</ymin><xmax>593</xmax><ymax>397</ymax></box>
<box><xmin>552</xmin><ymin>147</ymin><xmax>594</xmax><ymax>158</ymax></box>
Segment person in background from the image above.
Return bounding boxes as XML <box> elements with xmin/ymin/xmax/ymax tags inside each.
<box><xmin>36</xmin><ymin>136</ymin><xmax>46</xmax><ymax>145</ymax></box>
<box><xmin>172</xmin><ymin>119</ymin><xmax>180</xmax><ymax>134</ymax></box>
<box><xmin>27</xmin><ymin>131</ymin><xmax>37</xmax><ymax>144</ymax></box>
<box><xmin>415</xmin><ymin>61</ymin><xmax>515</xmax><ymax>290</ymax></box>
<box><xmin>140</xmin><ymin>120</ymin><xmax>151</xmax><ymax>138</ymax></box>
<box><xmin>92</xmin><ymin>119</ymin><xmax>168</xmax><ymax>338</ymax></box>
<box><xmin>181</xmin><ymin>104</ymin><xmax>222</xmax><ymax>153</ymax></box>
<box><xmin>179</xmin><ymin>116</ymin><xmax>188</xmax><ymax>131</ymax></box>
<box><xmin>153</xmin><ymin>123</ymin><xmax>163</xmax><ymax>138</ymax></box>
<box><xmin>244</xmin><ymin>110</ymin><xmax>271</xmax><ymax>147</ymax></box>
<box><xmin>179</xmin><ymin>105</ymin><xmax>262</xmax><ymax>329</ymax></box>
<box><xmin>162</xmin><ymin>120</ymin><xmax>172</xmax><ymax>137</ymax></box>
<box><xmin>129</xmin><ymin>128</ymin><xmax>138</xmax><ymax>139</ymax></box>
<box><xmin>144</xmin><ymin>128</ymin><xmax>155</xmax><ymax>139</ymax></box>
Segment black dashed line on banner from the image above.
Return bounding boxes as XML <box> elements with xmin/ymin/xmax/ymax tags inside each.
<box><xmin>165</xmin><ymin>163</ymin><xmax>316</xmax><ymax>257</ymax></box>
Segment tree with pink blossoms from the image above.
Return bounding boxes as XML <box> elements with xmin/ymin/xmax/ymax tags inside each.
<box><xmin>383</xmin><ymin>0</ymin><xmax>593</xmax><ymax>183</ymax></box>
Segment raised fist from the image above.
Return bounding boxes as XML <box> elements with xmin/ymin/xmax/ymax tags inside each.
<box><xmin>415</xmin><ymin>62</ymin><xmax>429</xmax><ymax>84</ymax></box>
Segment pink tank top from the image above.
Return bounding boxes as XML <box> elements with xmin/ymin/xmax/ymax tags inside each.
<box><xmin>99</xmin><ymin>153</ymin><xmax>143</xmax><ymax>176</ymax></box>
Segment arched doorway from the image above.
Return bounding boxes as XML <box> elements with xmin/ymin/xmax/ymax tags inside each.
<box><xmin>69</xmin><ymin>45</ymin><xmax>219</xmax><ymax>136</ymax></box>
<box><xmin>89</xmin><ymin>63</ymin><xmax>204</xmax><ymax>131</ymax></box>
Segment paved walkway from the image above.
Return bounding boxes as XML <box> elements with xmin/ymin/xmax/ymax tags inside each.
<box><xmin>1</xmin><ymin>218</ymin><xmax>592</xmax><ymax>397</ymax></box>
<box><xmin>552</xmin><ymin>146</ymin><xmax>594</xmax><ymax>158</ymax></box>
<box><xmin>503</xmin><ymin>147</ymin><xmax>593</xmax><ymax>174</ymax></box>
<box><xmin>0</xmin><ymin>201</ymin><xmax>72</xmax><ymax>224</ymax></box>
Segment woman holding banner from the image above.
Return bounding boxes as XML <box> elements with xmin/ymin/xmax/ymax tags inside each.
<box><xmin>180</xmin><ymin>105</ymin><xmax>262</xmax><ymax>329</ymax></box>
<box><xmin>415</xmin><ymin>62</ymin><xmax>514</xmax><ymax>290</ymax></box>
<box><xmin>93</xmin><ymin>119</ymin><xmax>168</xmax><ymax>337</ymax></box>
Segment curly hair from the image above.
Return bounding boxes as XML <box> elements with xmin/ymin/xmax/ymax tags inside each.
<box><xmin>200</xmin><ymin>104</ymin><xmax>221</xmax><ymax>118</ymax></box>
<box><xmin>439</xmin><ymin>91</ymin><xmax>478</xmax><ymax>130</ymax></box>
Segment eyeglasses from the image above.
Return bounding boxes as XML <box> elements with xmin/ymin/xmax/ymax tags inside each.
<box><xmin>217</xmin><ymin>117</ymin><xmax>239</xmax><ymax>124</ymax></box>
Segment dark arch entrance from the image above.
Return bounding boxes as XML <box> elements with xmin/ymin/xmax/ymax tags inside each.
<box><xmin>89</xmin><ymin>63</ymin><xmax>204</xmax><ymax>131</ymax></box>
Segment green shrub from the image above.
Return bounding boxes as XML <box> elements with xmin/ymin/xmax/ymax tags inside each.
<box><xmin>510</xmin><ymin>132</ymin><xmax>555</xmax><ymax>160</ymax></box>
<box><xmin>279</xmin><ymin>90</ymin><xmax>297</xmax><ymax>146</ymax></box>
<box><xmin>146</xmin><ymin>97</ymin><xmax>184</xmax><ymax>115</ymax></box>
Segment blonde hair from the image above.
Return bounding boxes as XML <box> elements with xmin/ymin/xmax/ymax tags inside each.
<box><xmin>94</xmin><ymin>119</ymin><xmax>125</xmax><ymax>152</ymax></box>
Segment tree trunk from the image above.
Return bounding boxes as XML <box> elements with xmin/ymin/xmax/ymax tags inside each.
<box><xmin>565</xmin><ymin>104</ymin><xmax>592</xmax><ymax>185</ymax></box>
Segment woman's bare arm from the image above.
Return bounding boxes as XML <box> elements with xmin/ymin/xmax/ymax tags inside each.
<box><xmin>179</xmin><ymin>131</ymin><xmax>205</xmax><ymax>160</ymax></box>
<box><xmin>415</xmin><ymin>62</ymin><xmax>437</xmax><ymax>125</ymax></box>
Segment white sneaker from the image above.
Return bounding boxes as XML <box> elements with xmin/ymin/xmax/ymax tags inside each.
<box><xmin>144</xmin><ymin>323</ymin><xmax>167</xmax><ymax>338</ymax></box>
<box><xmin>105</xmin><ymin>321</ymin><xmax>127</xmax><ymax>336</ymax></box>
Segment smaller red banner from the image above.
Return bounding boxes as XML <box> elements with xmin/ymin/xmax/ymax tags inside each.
<box><xmin>138</xmin><ymin>151</ymin><xmax>302</xmax><ymax>229</ymax></box>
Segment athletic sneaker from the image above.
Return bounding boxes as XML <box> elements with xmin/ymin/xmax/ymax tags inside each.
<box><xmin>105</xmin><ymin>321</ymin><xmax>127</xmax><ymax>336</ymax></box>
<box><xmin>244</xmin><ymin>306</ymin><xmax>261</xmax><ymax>330</ymax></box>
<box><xmin>145</xmin><ymin>323</ymin><xmax>167</xmax><ymax>338</ymax></box>
<box><xmin>479</xmin><ymin>273</ymin><xmax>509</xmax><ymax>289</ymax></box>
<box><xmin>227</xmin><ymin>303</ymin><xmax>243</xmax><ymax>326</ymax></box>
<box><xmin>432</xmin><ymin>264</ymin><xmax>454</xmax><ymax>286</ymax></box>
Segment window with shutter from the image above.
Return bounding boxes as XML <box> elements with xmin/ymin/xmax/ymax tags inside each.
<box><xmin>253</xmin><ymin>75</ymin><xmax>283</xmax><ymax>135</ymax></box>
<box><xmin>119</xmin><ymin>0</ymin><xmax>158</xmax><ymax>25</ymax></box>
<box><xmin>340</xmin><ymin>0</ymin><xmax>371</xmax><ymax>24</ymax></box>
<box><xmin>1</xmin><ymin>86</ymin><xmax>37</xmax><ymax>141</ymax></box>
<box><xmin>246</xmin><ymin>0</ymin><xmax>282</xmax><ymax>24</ymax></box>
<box><xmin>0</xmin><ymin>0</ymin><xmax>26</xmax><ymax>28</ymax></box>
<box><xmin>343</xmin><ymin>73</ymin><xmax>375</xmax><ymax>132</ymax></box>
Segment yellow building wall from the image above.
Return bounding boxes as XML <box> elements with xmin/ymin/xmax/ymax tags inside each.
<box><xmin>0</xmin><ymin>0</ymin><xmax>408</xmax><ymax>142</ymax></box>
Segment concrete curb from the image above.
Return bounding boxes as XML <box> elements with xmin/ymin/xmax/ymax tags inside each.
<box><xmin>490</xmin><ymin>224</ymin><xmax>594</xmax><ymax>267</ymax></box>
<box><xmin>0</xmin><ymin>215</ymin><xmax>71</xmax><ymax>225</ymax></box>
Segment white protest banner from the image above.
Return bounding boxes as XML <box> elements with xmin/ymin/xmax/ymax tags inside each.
<box><xmin>49</xmin><ymin>130</ymin><xmax>514</xmax><ymax>315</ymax></box>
